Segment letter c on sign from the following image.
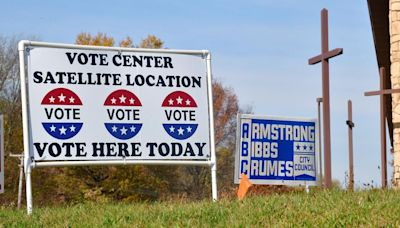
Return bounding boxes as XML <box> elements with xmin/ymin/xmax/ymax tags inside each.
<box><xmin>241</xmin><ymin>160</ymin><xmax>249</xmax><ymax>175</ymax></box>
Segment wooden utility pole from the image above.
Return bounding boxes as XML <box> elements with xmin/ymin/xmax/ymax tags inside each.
<box><xmin>308</xmin><ymin>8</ymin><xmax>343</xmax><ymax>188</ymax></box>
<box><xmin>346</xmin><ymin>100</ymin><xmax>354</xmax><ymax>191</ymax></box>
<box><xmin>365</xmin><ymin>67</ymin><xmax>400</xmax><ymax>188</ymax></box>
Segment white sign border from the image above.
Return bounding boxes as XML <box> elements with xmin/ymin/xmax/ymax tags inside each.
<box><xmin>19</xmin><ymin>40</ymin><xmax>218</xmax><ymax>214</ymax></box>
<box><xmin>234</xmin><ymin>113</ymin><xmax>320</xmax><ymax>187</ymax></box>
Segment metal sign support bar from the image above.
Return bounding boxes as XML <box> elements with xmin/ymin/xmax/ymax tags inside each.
<box><xmin>206</xmin><ymin>52</ymin><xmax>218</xmax><ymax>201</ymax></box>
<box><xmin>34</xmin><ymin>160</ymin><xmax>213</xmax><ymax>168</ymax></box>
<box><xmin>9</xmin><ymin>153</ymin><xmax>24</xmax><ymax>209</ymax></box>
<box><xmin>18</xmin><ymin>41</ymin><xmax>32</xmax><ymax>215</ymax></box>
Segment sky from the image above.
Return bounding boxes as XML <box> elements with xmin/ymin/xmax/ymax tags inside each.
<box><xmin>0</xmin><ymin>0</ymin><xmax>386</xmax><ymax>188</ymax></box>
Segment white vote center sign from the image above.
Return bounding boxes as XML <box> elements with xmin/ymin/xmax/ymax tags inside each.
<box><xmin>26</xmin><ymin>44</ymin><xmax>212</xmax><ymax>161</ymax></box>
<box><xmin>20</xmin><ymin>41</ymin><xmax>218</xmax><ymax>214</ymax></box>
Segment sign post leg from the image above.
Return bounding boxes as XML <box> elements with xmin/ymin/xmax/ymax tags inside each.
<box><xmin>25</xmin><ymin>165</ymin><xmax>32</xmax><ymax>215</ymax></box>
<box><xmin>305</xmin><ymin>184</ymin><xmax>310</xmax><ymax>193</ymax></box>
<box><xmin>211</xmin><ymin>163</ymin><xmax>218</xmax><ymax>201</ymax></box>
<box><xmin>18</xmin><ymin>155</ymin><xmax>24</xmax><ymax>209</ymax></box>
<box><xmin>10</xmin><ymin>153</ymin><xmax>25</xmax><ymax>209</ymax></box>
<box><xmin>205</xmin><ymin>51</ymin><xmax>218</xmax><ymax>201</ymax></box>
<box><xmin>19</xmin><ymin>41</ymin><xmax>33</xmax><ymax>215</ymax></box>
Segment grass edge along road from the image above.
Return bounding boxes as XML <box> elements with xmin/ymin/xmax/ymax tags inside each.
<box><xmin>1</xmin><ymin>190</ymin><xmax>400</xmax><ymax>227</ymax></box>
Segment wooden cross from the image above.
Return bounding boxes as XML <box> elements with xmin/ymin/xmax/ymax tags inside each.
<box><xmin>308</xmin><ymin>8</ymin><xmax>343</xmax><ymax>189</ymax></box>
<box><xmin>346</xmin><ymin>100</ymin><xmax>354</xmax><ymax>191</ymax></box>
<box><xmin>364</xmin><ymin>67</ymin><xmax>400</xmax><ymax>188</ymax></box>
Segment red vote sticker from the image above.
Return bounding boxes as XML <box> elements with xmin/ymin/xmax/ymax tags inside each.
<box><xmin>103</xmin><ymin>89</ymin><xmax>142</xmax><ymax>140</ymax></box>
<box><xmin>162</xmin><ymin>91</ymin><xmax>198</xmax><ymax>140</ymax></box>
<box><xmin>41</xmin><ymin>88</ymin><xmax>83</xmax><ymax>140</ymax></box>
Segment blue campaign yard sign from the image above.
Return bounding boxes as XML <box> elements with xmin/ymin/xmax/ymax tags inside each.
<box><xmin>234</xmin><ymin>114</ymin><xmax>319</xmax><ymax>186</ymax></box>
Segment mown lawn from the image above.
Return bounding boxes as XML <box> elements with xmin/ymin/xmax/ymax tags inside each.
<box><xmin>1</xmin><ymin>189</ymin><xmax>400</xmax><ymax>227</ymax></box>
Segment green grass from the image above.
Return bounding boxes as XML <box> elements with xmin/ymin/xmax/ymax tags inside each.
<box><xmin>1</xmin><ymin>189</ymin><xmax>400</xmax><ymax>227</ymax></box>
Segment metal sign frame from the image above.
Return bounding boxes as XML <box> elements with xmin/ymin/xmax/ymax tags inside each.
<box><xmin>18</xmin><ymin>40</ymin><xmax>217</xmax><ymax>214</ymax></box>
<box><xmin>0</xmin><ymin>115</ymin><xmax>4</xmax><ymax>194</ymax></box>
<box><xmin>234</xmin><ymin>113</ymin><xmax>319</xmax><ymax>186</ymax></box>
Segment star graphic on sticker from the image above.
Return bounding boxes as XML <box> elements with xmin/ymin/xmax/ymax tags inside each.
<box><xmin>176</xmin><ymin>96</ymin><xmax>183</xmax><ymax>104</ymax></box>
<box><xmin>129</xmin><ymin>98</ymin><xmax>135</xmax><ymax>104</ymax></box>
<box><xmin>69</xmin><ymin>97</ymin><xmax>75</xmax><ymax>103</ymax></box>
<box><xmin>296</xmin><ymin>144</ymin><xmax>300</xmax><ymax>150</ymax></box>
<box><xmin>309</xmin><ymin>145</ymin><xmax>314</xmax><ymax>151</ymax></box>
<box><xmin>303</xmin><ymin>145</ymin><xmax>308</xmax><ymax>151</ymax></box>
<box><xmin>130</xmin><ymin>125</ymin><xmax>136</xmax><ymax>132</ymax></box>
<box><xmin>59</xmin><ymin>126</ymin><xmax>67</xmax><ymax>135</ymax></box>
<box><xmin>185</xmin><ymin>99</ymin><xmax>191</xmax><ymax>106</ymax></box>
<box><xmin>120</xmin><ymin>126</ymin><xmax>127</xmax><ymax>135</ymax></box>
<box><xmin>178</xmin><ymin>127</ymin><xmax>184</xmax><ymax>135</ymax></box>
<box><xmin>187</xmin><ymin>126</ymin><xmax>192</xmax><ymax>133</ymax></box>
<box><xmin>111</xmin><ymin>97</ymin><xmax>117</xmax><ymax>104</ymax></box>
<box><xmin>112</xmin><ymin>125</ymin><xmax>118</xmax><ymax>132</ymax></box>
<box><xmin>49</xmin><ymin>96</ymin><xmax>55</xmax><ymax>103</ymax></box>
<box><xmin>69</xmin><ymin>125</ymin><xmax>76</xmax><ymax>132</ymax></box>
<box><xmin>50</xmin><ymin>125</ymin><xmax>56</xmax><ymax>132</ymax></box>
<box><xmin>168</xmin><ymin>99</ymin><xmax>174</xmax><ymax>105</ymax></box>
<box><xmin>169</xmin><ymin>126</ymin><xmax>175</xmax><ymax>132</ymax></box>
<box><xmin>119</xmin><ymin>95</ymin><xmax>126</xmax><ymax>103</ymax></box>
<box><xmin>58</xmin><ymin>93</ymin><xmax>66</xmax><ymax>102</ymax></box>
